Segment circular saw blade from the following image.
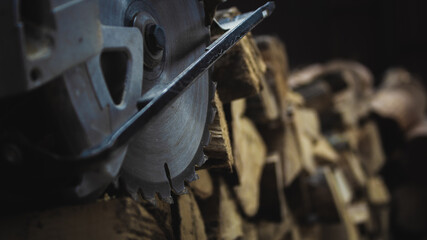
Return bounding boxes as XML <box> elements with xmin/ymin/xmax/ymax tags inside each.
<box><xmin>114</xmin><ymin>0</ymin><xmax>215</xmax><ymax>202</ymax></box>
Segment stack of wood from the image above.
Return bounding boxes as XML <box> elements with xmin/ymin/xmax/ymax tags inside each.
<box><xmin>370</xmin><ymin>68</ymin><xmax>427</xmax><ymax>239</ymax></box>
<box><xmin>286</xmin><ymin>61</ymin><xmax>391</xmax><ymax>240</ymax></box>
<box><xmin>0</xmin><ymin>7</ymin><xmax>396</xmax><ymax>240</ymax></box>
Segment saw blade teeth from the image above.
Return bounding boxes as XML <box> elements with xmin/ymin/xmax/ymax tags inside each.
<box><xmin>171</xmin><ymin>179</ymin><xmax>187</xmax><ymax>195</ymax></box>
<box><xmin>160</xmin><ymin>195</ymin><xmax>174</xmax><ymax>204</ymax></box>
<box><xmin>139</xmin><ymin>188</ymin><xmax>156</xmax><ymax>202</ymax></box>
<box><xmin>174</xmin><ymin>184</ymin><xmax>188</xmax><ymax>195</ymax></box>
<box><xmin>146</xmin><ymin>197</ymin><xmax>157</xmax><ymax>206</ymax></box>
<box><xmin>195</xmin><ymin>154</ymin><xmax>208</xmax><ymax>167</ymax></box>
<box><xmin>185</xmin><ymin>172</ymin><xmax>200</xmax><ymax>183</ymax></box>
<box><xmin>124</xmin><ymin>182</ymin><xmax>139</xmax><ymax>201</ymax></box>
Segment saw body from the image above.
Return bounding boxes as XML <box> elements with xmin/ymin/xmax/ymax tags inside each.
<box><xmin>0</xmin><ymin>0</ymin><xmax>274</xmax><ymax>206</ymax></box>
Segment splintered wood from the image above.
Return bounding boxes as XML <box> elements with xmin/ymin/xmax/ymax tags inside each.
<box><xmin>213</xmin><ymin>8</ymin><xmax>266</xmax><ymax>103</ymax></box>
<box><xmin>203</xmin><ymin>93</ymin><xmax>233</xmax><ymax>169</ymax></box>
<box><xmin>212</xmin><ymin>32</ymin><xmax>265</xmax><ymax>102</ymax></box>
<box><xmin>232</xmin><ymin>99</ymin><xmax>267</xmax><ymax>217</ymax></box>
<box><xmin>177</xmin><ymin>189</ymin><xmax>207</xmax><ymax>240</ymax></box>
<box><xmin>255</xmin><ymin>36</ymin><xmax>290</xmax><ymax>115</ymax></box>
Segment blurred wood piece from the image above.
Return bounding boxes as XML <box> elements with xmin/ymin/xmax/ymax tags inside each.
<box><xmin>219</xmin><ymin>177</ymin><xmax>243</xmax><ymax>240</ymax></box>
<box><xmin>341</xmin><ymin>152</ymin><xmax>367</xmax><ymax>189</ymax></box>
<box><xmin>177</xmin><ymin>189</ymin><xmax>207</xmax><ymax>240</ymax></box>
<box><xmin>257</xmin><ymin>220</ymin><xmax>292</xmax><ymax>240</ymax></box>
<box><xmin>189</xmin><ymin>169</ymin><xmax>213</xmax><ymax>200</ymax></box>
<box><xmin>204</xmin><ymin>92</ymin><xmax>234</xmax><ymax>169</ymax></box>
<box><xmin>257</xmin><ymin>152</ymin><xmax>287</xmax><ymax>221</ymax></box>
<box><xmin>232</xmin><ymin>99</ymin><xmax>267</xmax><ymax>217</ymax></box>
<box><xmin>293</xmin><ymin>108</ymin><xmax>320</xmax><ymax>174</ymax></box>
<box><xmin>255</xmin><ymin>36</ymin><xmax>290</xmax><ymax>116</ymax></box>
<box><xmin>242</xmin><ymin>221</ymin><xmax>258</xmax><ymax>240</ymax></box>
<box><xmin>283</xmin><ymin>119</ymin><xmax>303</xmax><ymax>186</ymax></box>
<box><xmin>0</xmin><ymin>198</ymin><xmax>169</xmax><ymax>240</ymax></box>
<box><xmin>358</xmin><ymin>122</ymin><xmax>385</xmax><ymax>175</ymax></box>
<box><xmin>366</xmin><ymin>177</ymin><xmax>390</xmax><ymax>205</ymax></box>
<box><xmin>245</xmin><ymin>74</ymin><xmax>280</xmax><ymax>123</ymax></box>
<box><xmin>324</xmin><ymin>167</ymin><xmax>360</xmax><ymax>240</ymax></box>
<box><xmin>313</xmin><ymin>136</ymin><xmax>339</xmax><ymax>164</ymax></box>
<box><xmin>347</xmin><ymin>201</ymin><xmax>370</xmax><ymax>225</ymax></box>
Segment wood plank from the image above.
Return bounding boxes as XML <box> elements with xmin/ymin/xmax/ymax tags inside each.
<box><xmin>255</xmin><ymin>36</ymin><xmax>290</xmax><ymax>118</ymax></box>
<box><xmin>245</xmin><ymin>74</ymin><xmax>280</xmax><ymax>123</ymax></box>
<box><xmin>324</xmin><ymin>167</ymin><xmax>360</xmax><ymax>240</ymax></box>
<box><xmin>232</xmin><ymin>99</ymin><xmax>267</xmax><ymax>217</ymax></box>
<box><xmin>204</xmin><ymin>92</ymin><xmax>234</xmax><ymax>169</ymax></box>
<box><xmin>283</xmin><ymin>120</ymin><xmax>303</xmax><ymax>186</ymax></box>
<box><xmin>212</xmin><ymin>18</ymin><xmax>266</xmax><ymax>103</ymax></box>
<box><xmin>358</xmin><ymin>121</ymin><xmax>385</xmax><ymax>175</ymax></box>
<box><xmin>366</xmin><ymin>177</ymin><xmax>390</xmax><ymax>205</ymax></box>
<box><xmin>257</xmin><ymin>152</ymin><xmax>287</xmax><ymax>221</ymax></box>
<box><xmin>0</xmin><ymin>198</ymin><xmax>170</xmax><ymax>240</ymax></box>
<box><xmin>177</xmin><ymin>189</ymin><xmax>207</xmax><ymax>240</ymax></box>
<box><xmin>218</xmin><ymin>177</ymin><xmax>244</xmax><ymax>240</ymax></box>
<box><xmin>341</xmin><ymin>152</ymin><xmax>367</xmax><ymax>189</ymax></box>
<box><xmin>293</xmin><ymin>108</ymin><xmax>319</xmax><ymax>174</ymax></box>
<box><xmin>189</xmin><ymin>169</ymin><xmax>214</xmax><ymax>200</ymax></box>
<box><xmin>313</xmin><ymin>136</ymin><xmax>339</xmax><ymax>164</ymax></box>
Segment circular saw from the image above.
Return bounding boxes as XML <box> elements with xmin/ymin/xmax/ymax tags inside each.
<box><xmin>116</xmin><ymin>0</ymin><xmax>214</xmax><ymax>203</ymax></box>
<box><xmin>0</xmin><ymin>0</ymin><xmax>275</xmax><ymax>205</ymax></box>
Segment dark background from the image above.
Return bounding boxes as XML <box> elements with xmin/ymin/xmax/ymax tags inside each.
<box><xmin>220</xmin><ymin>0</ymin><xmax>427</xmax><ymax>85</ymax></box>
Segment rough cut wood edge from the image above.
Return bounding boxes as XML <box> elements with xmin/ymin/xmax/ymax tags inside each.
<box><xmin>0</xmin><ymin>198</ymin><xmax>169</xmax><ymax>240</ymax></box>
<box><xmin>366</xmin><ymin>176</ymin><xmax>390</xmax><ymax>205</ymax></box>
<box><xmin>232</xmin><ymin>99</ymin><xmax>267</xmax><ymax>217</ymax></box>
<box><xmin>189</xmin><ymin>169</ymin><xmax>214</xmax><ymax>200</ymax></box>
<box><xmin>177</xmin><ymin>189</ymin><xmax>208</xmax><ymax>240</ymax></box>
<box><xmin>324</xmin><ymin>167</ymin><xmax>360</xmax><ymax>240</ymax></box>
<box><xmin>283</xmin><ymin>119</ymin><xmax>303</xmax><ymax>186</ymax></box>
<box><xmin>212</xmin><ymin>32</ymin><xmax>266</xmax><ymax>103</ymax></box>
<box><xmin>245</xmin><ymin>73</ymin><xmax>280</xmax><ymax>123</ymax></box>
<box><xmin>293</xmin><ymin>107</ymin><xmax>318</xmax><ymax>175</ymax></box>
<box><xmin>203</xmin><ymin>92</ymin><xmax>234</xmax><ymax>169</ymax></box>
<box><xmin>313</xmin><ymin>136</ymin><xmax>340</xmax><ymax>164</ymax></box>
<box><xmin>358</xmin><ymin>121</ymin><xmax>385</xmax><ymax>175</ymax></box>
<box><xmin>219</xmin><ymin>177</ymin><xmax>244</xmax><ymax>240</ymax></box>
<box><xmin>254</xmin><ymin>35</ymin><xmax>290</xmax><ymax>117</ymax></box>
<box><xmin>257</xmin><ymin>152</ymin><xmax>287</xmax><ymax>221</ymax></box>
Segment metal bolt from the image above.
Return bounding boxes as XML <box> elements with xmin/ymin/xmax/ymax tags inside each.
<box><xmin>145</xmin><ymin>24</ymin><xmax>166</xmax><ymax>53</ymax></box>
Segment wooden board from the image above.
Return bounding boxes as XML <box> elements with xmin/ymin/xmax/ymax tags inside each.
<box><xmin>358</xmin><ymin>121</ymin><xmax>385</xmax><ymax>175</ymax></box>
<box><xmin>204</xmin><ymin>92</ymin><xmax>234</xmax><ymax>169</ymax></box>
<box><xmin>257</xmin><ymin>152</ymin><xmax>287</xmax><ymax>221</ymax></box>
<box><xmin>219</xmin><ymin>177</ymin><xmax>244</xmax><ymax>240</ymax></box>
<box><xmin>366</xmin><ymin>176</ymin><xmax>390</xmax><ymax>205</ymax></box>
<box><xmin>0</xmin><ymin>198</ymin><xmax>170</xmax><ymax>240</ymax></box>
<box><xmin>177</xmin><ymin>189</ymin><xmax>207</xmax><ymax>240</ymax></box>
<box><xmin>313</xmin><ymin>136</ymin><xmax>339</xmax><ymax>164</ymax></box>
<box><xmin>189</xmin><ymin>169</ymin><xmax>214</xmax><ymax>200</ymax></box>
<box><xmin>231</xmin><ymin>99</ymin><xmax>267</xmax><ymax>217</ymax></box>
<box><xmin>324</xmin><ymin>167</ymin><xmax>360</xmax><ymax>240</ymax></box>
<box><xmin>245</xmin><ymin>74</ymin><xmax>280</xmax><ymax>123</ymax></box>
<box><xmin>255</xmin><ymin>35</ymin><xmax>290</xmax><ymax>118</ymax></box>
<box><xmin>283</xmin><ymin>120</ymin><xmax>303</xmax><ymax>186</ymax></box>
<box><xmin>293</xmin><ymin>107</ymin><xmax>319</xmax><ymax>174</ymax></box>
<box><xmin>213</xmin><ymin>30</ymin><xmax>265</xmax><ymax>103</ymax></box>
